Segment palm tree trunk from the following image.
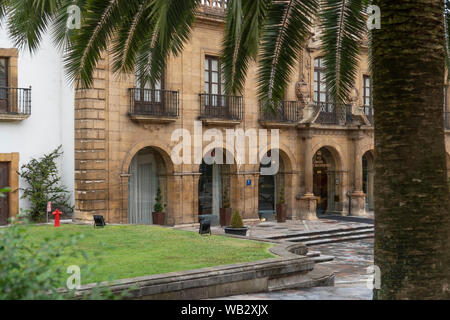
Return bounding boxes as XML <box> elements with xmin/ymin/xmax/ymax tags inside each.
<box><xmin>372</xmin><ymin>0</ymin><xmax>450</xmax><ymax>299</ymax></box>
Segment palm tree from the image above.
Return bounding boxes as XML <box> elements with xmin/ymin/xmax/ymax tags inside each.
<box><xmin>0</xmin><ymin>0</ymin><xmax>448</xmax><ymax>299</ymax></box>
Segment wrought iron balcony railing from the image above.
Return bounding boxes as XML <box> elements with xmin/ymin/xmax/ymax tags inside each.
<box><xmin>363</xmin><ymin>106</ymin><xmax>374</xmax><ymax>125</ymax></box>
<box><xmin>445</xmin><ymin>112</ymin><xmax>450</xmax><ymax>130</ymax></box>
<box><xmin>260</xmin><ymin>100</ymin><xmax>303</xmax><ymax>123</ymax></box>
<box><xmin>315</xmin><ymin>102</ymin><xmax>338</xmax><ymax>124</ymax></box>
<box><xmin>129</xmin><ymin>88</ymin><xmax>179</xmax><ymax>118</ymax></box>
<box><xmin>314</xmin><ymin>102</ymin><xmax>352</xmax><ymax>125</ymax></box>
<box><xmin>200</xmin><ymin>0</ymin><xmax>227</xmax><ymax>14</ymax></box>
<box><xmin>199</xmin><ymin>93</ymin><xmax>243</xmax><ymax>120</ymax></box>
<box><xmin>0</xmin><ymin>87</ymin><xmax>32</xmax><ymax>115</ymax></box>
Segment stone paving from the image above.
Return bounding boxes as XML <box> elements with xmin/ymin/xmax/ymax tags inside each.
<box><xmin>175</xmin><ymin>214</ymin><xmax>375</xmax><ymax>300</ymax></box>
<box><xmin>219</xmin><ymin>239</ymin><xmax>374</xmax><ymax>300</ymax></box>
<box><xmin>174</xmin><ymin>213</ymin><xmax>374</xmax><ymax>240</ymax></box>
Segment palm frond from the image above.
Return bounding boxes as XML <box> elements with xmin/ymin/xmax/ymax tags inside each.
<box><xmin>6</xmin><ymin>0</ymin><xmax>74</xmax><ymax>52</ymax></box>
<box><xmin>221</xmin><ymin>0</ymin><xmax>271</xmax><ymax>95</ymax></box>
<box><xmin>258</xmin><ymin>0</ymin><xmax>319</xmax><ymax>108</ymax></box>
<box><xmin>320</xmin><ymin>0</ymin><xmax>366</xmax><ymax>104</ymax></box>
<box><xmin>134</xmin><ymin>0</ymin><xmax>201</xmax><ymax>88</ymax></box>
<box><xmin>64</xmin><ymin>0</ymin><xmax>134</xmax><ymax>88</ymax></box>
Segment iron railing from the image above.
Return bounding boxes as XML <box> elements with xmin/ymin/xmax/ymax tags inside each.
<box><xmin>314</xmin><ymin>102</ymin><xmax>353</xmax><ymax>125</ymax></box>
<box><xmin>0</xmin><ymin>87</ymin><xmax>31</xmax><ymax>115</ymax></box>
<box><xmin>200</xmin><ymin>0</ymin><xmax>227</xmax><ymax>14</ymax></box>
<box><xmin>129</xmin><ymin>88</ymin><xmax>179</xmax><ymax>117</ymax></box>
<box><xmin>445</xmin><ymin>112</ymin><xmax>450</xmax><ymax>130</ymax></box>
<box><xmin>363</xmin><ymin>106</ymin><xmax>374</xmax><ymax>125</ymax></box>
<box><xmin>199</xmin><ymin>93</ymin><xmax>243</xmax><ymax>120</ymax></box>
<box><xmin>315</xmin><ymin>102</ymin><xmax>338</xmax><ymax>124</ymax></box>
<box><xmin>259</xmin><ymin>100</ymin><xmax>303</xmax><ymax>122</ymax></box>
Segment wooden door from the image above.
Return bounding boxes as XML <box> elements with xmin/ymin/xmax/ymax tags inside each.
<box><xmin>0</xmin><ymin>162</ymin><xmax>9</xmax><ymax>225</ymax></box>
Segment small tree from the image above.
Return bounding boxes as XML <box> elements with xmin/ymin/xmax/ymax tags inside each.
<box><xmin>18</xmin><ymin>146</ymin><xmax>72</xmax><ymax>222</ymax></box>
<box><xmin>153</xmin><ymin>185</ymin><xmax>164</xmax><ymax>213</ymax></box>
<box><xmin>230</xmin><ymin>209</ymin><xmax>244</xmax><ymax>229</ymax></box>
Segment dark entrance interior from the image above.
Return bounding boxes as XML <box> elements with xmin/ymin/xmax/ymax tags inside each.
<box><xmin>258</xmin><ymin>167</ymin><xmax>276</xmax><ymax>220</ymax></box>
<box><xmin>0</xmin><ymin>162</ymin><xmax>9</xmax><ymax>225</ymax></box>
<box><xmin>313</xmin><ymin>148</ymin><xmax>340</xmax><ymax>214</ymax></box>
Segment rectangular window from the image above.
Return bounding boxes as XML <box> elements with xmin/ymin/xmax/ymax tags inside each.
<box><xmin>363</xmin><ymin>75</ymin><xmax>371</xmax><ymax>107</ymax></box>
<box><xmin>314</xmin><ymin>57</ymin><xmax>332</xmax><ymax>112</ymax></box>
<box><xmin>0</xmin><ymin>58</ymin><xmax>8</xmax><ymax>112</ymax></box>
<box><xmin>134</xmin><ymin>68</ymin><xmax>164</xmax><ymax>104</ymax></box>
<box><xmin>205</xmin><ymin>56</ymin><xmax>225</xmax><ymax>107</ymax></box>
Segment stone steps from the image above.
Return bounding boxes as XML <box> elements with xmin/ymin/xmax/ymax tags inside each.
<box><xmin>303</xmin><ymin>233</ymin><xmax>374</xmax><ymax>246</ymax></box>
<box><xmin>267</xmin><ymin>226</ymin><xmax>373</xmax><ymax>240</ymax></box>
<box><xmin>267</xmin><ymin>226</ymin><xmax>374</xmax><ymax>246</ymax></box>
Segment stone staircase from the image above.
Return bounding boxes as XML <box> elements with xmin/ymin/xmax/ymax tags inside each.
<box><xmin>267</xmin><ymin>226</ymin><xmax>374</xmax><ymax>247</ymax></box>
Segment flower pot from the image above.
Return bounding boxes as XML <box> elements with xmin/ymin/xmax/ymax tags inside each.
<box><xmin>152</xmin><ymin>212</ymin><xmax>165</xmax><ymax>225</ymax></box>
<box><xmin>224</xmin><ymin>226</ymin><xmax>249</xmax><ymax>236</ymax></box>
<box><xmin>219</xmin><ymin>208</ymin><xmax>232</xmax><ymax>226</ymax></box>
<box><xmin>276</xmin><ymin>203</ymin><xmax>287</xmax><ymax>223</ymax></box>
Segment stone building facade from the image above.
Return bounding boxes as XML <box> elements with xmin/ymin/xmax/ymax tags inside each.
<box><xmin>73</xmin><ymin>2</ymin><xmax>450</xmax><ymax>225</ymax></box>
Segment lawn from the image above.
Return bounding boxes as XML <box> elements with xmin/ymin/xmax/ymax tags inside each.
<box><xmin>24</xmin><ymin>224</ymin><xmax>275</xmax><ymax>284</ymax></box>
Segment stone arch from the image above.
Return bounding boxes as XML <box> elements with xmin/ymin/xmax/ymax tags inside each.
<box><xmin>312</xmin><ymin>143</ymin><xmax>344</xmax><ymax>171</ymax></box>
<box><xmin>257</xmin><ymin>146</ymin><xmax>296</xmax><ymax>221</ymax></box>
<box><xmin>312</xmin><ymin>145</ymin><xmax>345</xmax><ymax>214</ymax></box>
<box><xmin>120</xmin><ymin>141</ymin><xmax>175</xmax><ymax>225</ymax></box>
<box><xmin>122</xmin><ymin>140</ymin><xmax>174</xmax><ymax>175</ymax></box>
<box><xmin>362</xmin><ymin>149</ymin><xmax>375</xmax><ymax>211</ymax></box>
<box><xmin>358</xmin><ymin>142</ymin><xmax>375</xmax><ymax>159</ymax></box>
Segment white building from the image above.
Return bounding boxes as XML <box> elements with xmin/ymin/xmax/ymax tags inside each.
<box><xmin>0</xmin><ymin>29</ymin><xmax>74</xmax><ymax>224</ymax></box>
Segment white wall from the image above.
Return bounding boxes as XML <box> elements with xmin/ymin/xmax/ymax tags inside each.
<box><xmin>0</xmin><ymin>29</ymin><xmax>74</xmax><ymax>212</ymax></box>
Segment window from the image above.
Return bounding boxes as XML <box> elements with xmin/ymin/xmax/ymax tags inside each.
<box><xmin>0</xmin><ymin>58</ymin><xmax>8</xmax><ymax>87</ymax></box>
<box><xmin>363</xmin><ymin>75</ymin><xmax>371</xmax><ymax>107</ymax></box>
<box><xmin>134</xmin><ymin>68</ymin><xmax>164</xmax><ymax>104</ymax></box>
<box><xmin>205</xmin><ymin>56</ymin><xmax>225</xmax><ymax>107</ymax></box>
<box><xmin>314</xmin><ymin>57</ymin><xmax>332</xmax><ymax>112</ymax></box>
<box><xmin>0</xmin><ymin>58</ymin><xmax>9</xmax><ymax>113</ymax></box>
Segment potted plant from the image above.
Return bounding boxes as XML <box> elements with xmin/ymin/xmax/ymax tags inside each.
<box><xmin>224</xmin><ymin>210</ymin><xmax>249</xmax><ymax>236</ymax></box>
<box><xmin>152</xmin><ymin>185</ymin><xmax>165</xmax><ymax>225</ymax></box>
<box><xmin>276</xmin><ymin>185</ymin><xmax>287</xmax><ymax>223</ymax></box>
<box><xmin>219</xmin><ymin>186</ymin><xmax>232</xmax><ymax>226</ymax></box>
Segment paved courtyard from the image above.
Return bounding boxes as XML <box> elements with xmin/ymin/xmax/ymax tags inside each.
<box><xmin>221</xmin><ymin>239</ymin><xmax>374</xmax><ymax>300</ymax></box>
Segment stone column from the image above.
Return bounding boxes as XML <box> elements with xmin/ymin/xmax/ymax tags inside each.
<box><xmin>349</xmin><ymin>131</ymin><xmax>366</xmax><ymax>216</ymax></box>
<box><xmin>299</xmin><ymin>130</ymin><xmax>317</xmax><ymax>220</ymax></box>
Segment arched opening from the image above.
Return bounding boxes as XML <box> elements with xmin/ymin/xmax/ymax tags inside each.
<box><xmin>363</xmin><ymin>150</ymin><xmax>375</xmax><ymax>212</ymax></box>
<box><xmin>258</xmin><ymin>150</ymin><xmax>289</xmax><ymax>221</ymax></box>
<box><xmin>198</xmin><ymin>148</ymin><xmax>234</xmax><ymax>225</ymax></box>
<box><xmin>313</xmin><ymin>147</ymin><xmax>342</xmax><ymax>214</ymax></box>
<box><xmin>127</xmin><ymin>147</ymin><xmax>167</xmax><ymax>224</ymax></box>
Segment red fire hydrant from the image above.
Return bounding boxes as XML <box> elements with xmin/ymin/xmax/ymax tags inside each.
<box><xmin>53</xmin><ymin>209</ymin><xmax>62</xmax><ymax>227</ymax></box>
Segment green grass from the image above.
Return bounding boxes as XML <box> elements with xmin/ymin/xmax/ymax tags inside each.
<box><xmin>24</xmin><ymin>224</ymin><xmax>275</xmax><ymax>284</ymax></box>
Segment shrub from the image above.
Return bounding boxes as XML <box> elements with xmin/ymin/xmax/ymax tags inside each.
<box><xmin>18</xmin><ymin>146</ymin><xmax>72</xmax><ymax>222</ymax></box>
<box><xmin>153</xmin><ymin>185</ymin><xmax>164</xmax><ymax>213</ymax></box>
<box><xmin>0</xmin><ymin>220</ymin><xmax>119</xmax><ymax>300</ymax></box>
<box><xmin>230</xmin><ymin>209</ymin><xmax>244</xmax><ymax>228</ymax></box>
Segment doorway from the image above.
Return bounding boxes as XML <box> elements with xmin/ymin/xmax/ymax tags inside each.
<box><xmin>128</xmin><ymin>149</ymin><xmax>162</xmax><ymax>224</ymax></box>
<box><xmin>0</xmin><ymin>162</ymin><xmax>9</xmax><ymax>225</ymax></box>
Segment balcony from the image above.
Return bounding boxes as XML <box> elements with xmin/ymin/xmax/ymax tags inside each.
<box><xmin>314</xmin><ymin>102</ymin><xmax>352</xmax><ymax>125</ymax></box>
<box><xmin>0</xmin><ymin>87</ymin><xmax>31</xmax><ymax>121</ymax></box>
<box><xmin>199</xmin><ymin>93</ymin><xmax>243</xmax><ymax>126</ymax></box>
<box><xmin>445</xmin><ymin>112</ymin><xmax>450</xmax><ymax>130</ymax></box>
<box><xmin>128</xmin><ymin>88</ymin><xmax>179</xmax><ymax>124</ymax></box>
<box><xmin>199</xmin><ymin>0</ymin><xmax>227</xmax><ymax>16</ymax></box>
<box><xmin>363</xmin><ymin>106</ymin><xmax>374</xmax><ymax>125</ymax></box>
<box><xmin>259</xmin><ymin>100</ymin><xmax>303</xmax><ymax>127</ymax></box>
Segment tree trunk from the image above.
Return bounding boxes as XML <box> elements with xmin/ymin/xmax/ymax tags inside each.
<box><xmin>372</xmin><ymin>0</ymin><xmax>450</xmax><ymax>299</ymax></box>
